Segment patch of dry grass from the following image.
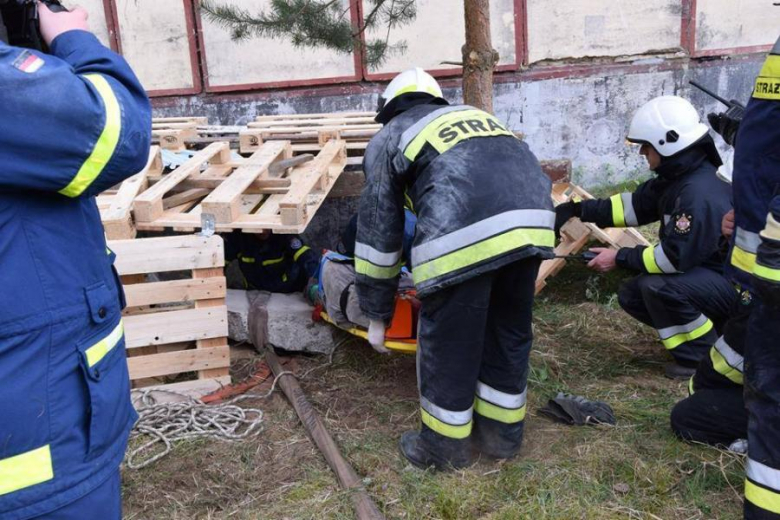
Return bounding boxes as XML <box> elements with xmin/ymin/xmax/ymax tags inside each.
<box><xmin>123</xmin><ymin>265</ymin><xmax>744</xmax><ymax>520</ymax></box>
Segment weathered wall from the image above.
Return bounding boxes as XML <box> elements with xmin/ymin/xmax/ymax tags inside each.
<box><xmin>154</xmin><ymin>54</ymin><xmax>763</xmax><ymax>189</ymax></box>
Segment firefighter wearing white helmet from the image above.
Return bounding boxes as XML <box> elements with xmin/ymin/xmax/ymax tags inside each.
<box><xmin>556</xmin><ymin>95</ymin><xmax>735</xmax><ymax>379</ymax></box>
<box><xmin>357</xmin><ymin>67</ymin><xmax>556</xmax><ymax>470</ymax></box>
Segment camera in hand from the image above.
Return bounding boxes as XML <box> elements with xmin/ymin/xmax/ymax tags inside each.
<box><xmin>0</xmin><ymin>0</ymin><xmax>67</xmax><ymax>50</ymax></box>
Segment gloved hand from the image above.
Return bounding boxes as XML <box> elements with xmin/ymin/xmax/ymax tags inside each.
<box><xmin>367</xmin><ymin>319</ymin><xmax>390</xmax><ymax>354</ymax></box>
<box><xmin>554</xmin><ymin>201</ymin><xmax>581</xmax><ymax>238</ymax></box>
<box><xmin>707</xmin><ymin>103</ymin><xmax>744</xmax><ymax>146</ymax></box>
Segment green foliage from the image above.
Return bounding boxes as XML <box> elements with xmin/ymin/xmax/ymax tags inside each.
<box><xmin>201</xmin><ymin>0</ymin><xmax>417</xmax><ymax>70</ymax></box>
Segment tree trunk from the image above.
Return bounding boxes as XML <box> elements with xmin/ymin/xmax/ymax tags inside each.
<box><xmin>462</xmin><ymin>0</ymin><xmax>499</xmax><ymax>113</ymax></box>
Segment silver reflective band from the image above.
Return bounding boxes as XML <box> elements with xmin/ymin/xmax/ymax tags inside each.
<box><xmin>621</xmin><ymin>193</ymin><xmax>638</xmax><ymax>226</ymax></box>
<box><xmin>657</xmin><ymin>314</ymin><xmax>709</xmax><ymax>340</ymax></box>
<box><xmin>354</xmin><ymin>242</ymin><xmax>402</xmax><ymax>267</ymax></box>
<box><xmin>411</xmin><ymin>209</ymin><xmax>555</xmax><ymax>266</ymax></box>
<box><xmin>398</xmin><ymin>105</ymin><xmax>472</xmax><ymax>153</ymax></box>
<box><xmin>654</xmin><ymin>244</ymin><xmax>680</xmax><ymax>274</ymax></box>
<box><xmin>735</xmin><ymin>227</ymin><xmax>762</xmax><ymax>254</ymax></box>
<box><xmin>476</xmin><ymin>381</ymin><xmax>527</xmax><ymax>409</ymax></box>
<box><xmin>420</xmin><ymin>396</ymin><xmax>473</xmax><ymax>425</ymax></box>
<box><xmin>747</xmin><ymin>458</ymin><xmax>780</xmax><ymax>491</ymax></box>
<box><xmin>714</xmin><ymin>336</ymin><xmax>744</xmax><ymax>373</ymax></box>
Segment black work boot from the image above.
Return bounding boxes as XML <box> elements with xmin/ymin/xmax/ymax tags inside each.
<box><xmin>472</xmin><ymin>415</ymin><xmax>524</xmax><ymax>460</ymax></box>
<box><xmin>399</xmin><ymin>426</ymin><xmax>472</xmax><ymax>471</ymax></box>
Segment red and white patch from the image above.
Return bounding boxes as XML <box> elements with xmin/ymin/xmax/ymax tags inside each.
<box><xmin>12</xmin><ymin>50</ymin><xmax>45</xmax><ymax>73</ymax></box>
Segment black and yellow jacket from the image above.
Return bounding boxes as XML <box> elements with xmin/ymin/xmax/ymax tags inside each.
<box><xmin>355</xmin><ymin>96</ymin><xmax>555</xmax><ymax>322</ymax></box>
<box><xmin>579</xmin><ymin>142</ymin><xmax>731</xmax><ymax>275</ymax></box>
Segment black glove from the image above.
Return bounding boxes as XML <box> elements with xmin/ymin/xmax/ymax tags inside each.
<box><xmin>707</xmin><ymin>102</ymin><xmax>744</xmax><ymax>146</ymax></box>
<box><xmin>539</xmin><ymin>393</ymin><xmax>616</xmax><ymax>426</ymax></box>
<box><xmin>554</xmin><ymin>201</ymin><xmax>581</xmax><ymax>237</ymax></box>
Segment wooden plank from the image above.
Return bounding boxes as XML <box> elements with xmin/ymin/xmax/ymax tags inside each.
<box><xmin>131</xmin><ymin>376</ymin><xmax>231</xmax><ymax>399</ymax></box>
<box><xmin>102</xmin><ymin>146</ymin><xmax>159</xmax><ymax>240</ymax></box>
<box><xmin>124</xmin><ymin>306</ymin><xmax>228</xmax><ymax>349</ymax></box>
<box><xmin>200</xmin><ymin>141</ymin><xmax>291</xmax><ymax>223</ymax></box>
<box><xmin>127</xmin><ymin>345</ymin><xmax>230</xmax><ymax>380</ymax></box>
<box><xmin>133</xmin><ymin>142</ymin><xmax>231</xmax><ymax>222</ymax></box>
<box><xmin>123</xmin><ymin>276</ymin><xmax>226</xmax><ymax>307</ymax></box>
<box><xmin>153</xmin><ymin>116</ymin><xmax>209</xmax><ymax>125</ymax></box>
<box><xmin>111</xmin><ymin>235</ymin><xmax>225</xmax><ymax>275</ymax></box>
<box><xmin>194</xmin><ymin>267</ymin><xmax>231</xmax><ymax>380</ymax></box>
<box><xmin>163</xmin><ymin>188</ymin><xmax>211</xmax><ymax>210</ymax></box>
<box><xmin>279</xmin><ymin>140</ymin><xmax>346</xmax><ymax>226</ymax></box>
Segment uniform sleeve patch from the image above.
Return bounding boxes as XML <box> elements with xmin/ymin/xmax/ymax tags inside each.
<box><xmin>12</xmin><ymin>50</ymin><xmax>45</xmax><ymax>73</ymax></box>
<box><xmin>290</xmin><ymin>238</ymin><xmax>303</xmax><ymax>250</ymax></box>
<box><xmin>673</xmin><ymin>213</ymin><xmax>693</xmax><ymax>235</ymax></box>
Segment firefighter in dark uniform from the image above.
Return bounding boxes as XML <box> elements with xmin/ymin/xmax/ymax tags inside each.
<box><xmin>355</xmin><ymin>68</ymin><xmax>555</xmax><ymax>470</ymax></box>
<box><xmin>556</xmin><ymin>96</ymin><xmax>734</xmax><ymax>379</ymax></box>
<box><xmin>224</xmin><ymin>231</ymin><xmax>320</xmax><ymax>293</ymax></box>
<box><xmin>671</xmin><ymin>36</ymin><xmax>780</xmax><ymax>519</ymax></box>
<box><xmin>0</xmin><ymin>4</ymin><xmax>151</xmax><ymax>519</ymax></box>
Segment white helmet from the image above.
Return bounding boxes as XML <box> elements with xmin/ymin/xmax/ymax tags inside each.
<box><xmin>378</xmin><ymin>67</ymin><xmax>443</xmax><ymax>112</ymax></box>
<box><xmin>627</xmin><ymin>96</ymin><xmax>709</xmax><ymax>157</ymax></box>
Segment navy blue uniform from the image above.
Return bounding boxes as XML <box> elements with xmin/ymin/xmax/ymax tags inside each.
<box><xmin>0</xmin><ymin>30</ymin><xmax>151</xmax><ymax>519</ymax></box>
<box><xmin>579</xmin><ymin>144</ymin><xmax>734</xmax><ymax>366</ymax></box>
<box><xmin>224</xmin><ymin>232</ymin><xmax>319</xmax><ymax>293</ymax></box>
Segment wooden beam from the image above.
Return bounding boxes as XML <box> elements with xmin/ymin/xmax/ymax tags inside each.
<box><xmin>127</xmin><ymin>345</ymin><xmax>230</xmax><ymax>380</ymax></box>
<box><xmin>110</xmin><ymin>235</ymin><xmax>224</xmax><ymax>275</ymax></box>
<box><xmin>123</xmin><ymin>276</ymin><xmax>226</xmax><ymax>308</ymax></box>
<box><xmin>123</xmin><ymin>306</ymin><xmax>228</xmax><ymax>349</ymax></box>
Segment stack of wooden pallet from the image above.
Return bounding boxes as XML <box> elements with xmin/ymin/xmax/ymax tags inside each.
<box><xmin>110</xmin><ymin>234</ymin><xmax>230</xmax><ymax>396</ymax></box>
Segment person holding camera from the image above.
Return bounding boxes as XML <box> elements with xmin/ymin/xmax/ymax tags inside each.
<box><xmin>0</xmin><ymin>2</ymin><xmax>150</xmax><ymax>519</ymax></box>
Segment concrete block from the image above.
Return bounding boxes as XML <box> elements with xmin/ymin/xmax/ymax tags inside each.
<box><xmin>227</xmin><ymin>289</ymin><xmax>270</xmax><ymax>346</ymax></box>
<box><xmin>266</xmin><ymin>293</ymin><xmax>335</xmax><ymax>355</ymax></box>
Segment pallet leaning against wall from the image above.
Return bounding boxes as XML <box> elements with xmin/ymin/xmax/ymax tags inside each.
<box><xmin>535</xmin><ymin>183</ymin><xmax>651</xmax><ymax>293</ymax></box>
<box><xmin>109</xmin><ymin>234</ymin><xmax>230</xmax><ymax>398</ymax></box>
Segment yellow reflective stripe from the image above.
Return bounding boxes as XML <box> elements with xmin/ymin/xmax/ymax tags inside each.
<box><xmin>261</xmin><ymin>255</ymin><xmax>284</xmax><ymax>266</ymax></box>
<box><xmin>731</xmin><ymin>246</ymin><xmax>757</xmax><ymax>273</ymax></box>
<box><xmin>420</xmin><ymin>409</ymin><xmax>472</xmax><ymax>439</ymax></box>
<box><xmin>355</xmin><ymin>257</ymin><xmax>402</xmax><ymax>279</ymax></box>
<box><xmin>642</xmin><ymin>246</ymin><xmax>663</xmax><ymax>274</ymax></box>
<box><xmin>0</xmin><ymin>445</ymin><xmax>54</xmax><ymax>496</ymax></box>
<box><xmin>662</xmin><ymin>319</ymin><xmax>713</xmax><ymax>350</ymax></box>
<box><xmin>293</xmin><ymin>246</ymin><xmax>310</xmax><ymax>262</ymax></box>
<box><xmin>610</xmin><ymin>194</ymin><xmax>626</xmax><ymax>227</ymax></box>
<box><xmin>754</xmin><ymin>55</ymin><xmax>780</xmax><ymax>101</ymax></box>
<box><xmin>688</xmin><ymin>376</ymin><xmax>695</xmax><ymax>396</ymax></box>
<box><xmin>240</xmin><ymin>255</ymin><xmax>257</xmax><ymax>264</ymax></box>
<box><xmin>710</xmin><ymin>346</ymin><xmax>744</xmax><ymax>385</ymax></box>
<box><xmin>404</xmin><ymin>191</ymin><xmax>415</xmax><ymax>213</ymax></box>
<box><xmin>85</xmin><ymin>320</ymin><xmax>124</xmax><ymax>367</ymax></box>
<box><xmin>474</xmin><ymin>397</ymin><xmax>526</xmax><ymax>424</ymax></box>
<box><xmin>404</xmin><ymin>109</ymin><xmax>513</xmax><ymax>161</ymax></box>
<box><xmin>59</xmin><ymin>74</ymin><xmax>122</xmax><ymax>197</ymax></box>
<box><xmin>746</xmin><ymin>480</ymin><xmax>780</xmax><ymax>515</ymax></box>
<box><xmin>754</xmin><ymin>263</ymin><xmax>780</xmax><ymax>282</ymax></box>
<box><xmin>413</xmin><ymin>228</ymin><xmax>554</xmax><ymax>285</ymax></box>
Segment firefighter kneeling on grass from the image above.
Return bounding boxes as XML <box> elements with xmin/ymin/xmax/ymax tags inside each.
<box><xmin>0</xmin><ymin>4</ymin><xmax>151</xmax><ymax>520</ymax></box>
<box><xmin>355</xmin><ymin>68</ymin><xmax>555</xmax><ymax>470</ymax></box>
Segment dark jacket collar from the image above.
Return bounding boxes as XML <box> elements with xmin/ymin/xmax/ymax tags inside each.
<box><xmin>375</xmin><ymin>93</ymin><xmax>449</xmax><ymax>125</ymax></box>
<box><xmin>655</xmin><ymin>134</ymin><xmax>723</xmax><ymax>180</ymax></box>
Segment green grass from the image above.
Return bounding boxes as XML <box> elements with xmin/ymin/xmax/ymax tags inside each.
<box><xmin>123</xmin><ymin>266</ymin><xmax>744</xmax><ymax>520</ymax></box>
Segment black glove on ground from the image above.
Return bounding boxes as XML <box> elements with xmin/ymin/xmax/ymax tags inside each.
<box><xmin>707</xmin><ymin>102</ymin><xmax>744</xmax><ymax>146</ymax></box>
<box><xmin>554</xmin><ymin>201</ymin><xmax>582</xmax><ymax>238</ymax></box>
<box><xmin>539</xmin><ymin>393</ymin><xmax>616</xmax><ymax>426</ymax></box>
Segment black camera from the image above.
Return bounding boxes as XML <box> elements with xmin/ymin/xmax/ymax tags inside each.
<box><xmin>0</xmin><ymin>0</ymin><xmax>66</xmax><ymax>50</ymax></box>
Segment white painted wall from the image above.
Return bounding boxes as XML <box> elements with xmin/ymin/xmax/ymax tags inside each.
<box><xmin>696</xmin><ymin>0</ymin><xmax>780</xmax><ymax>51</ymax></box>
<box><xmin>63</xmin><ymin>0</ymin><xmax>110</xmax><ymax>46</ymax></box>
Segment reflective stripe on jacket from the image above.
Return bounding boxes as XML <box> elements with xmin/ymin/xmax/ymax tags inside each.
<box><xmin>356</xmin><ymin>101</ymin><xmax>554</xmax><ymax>321</ymax></box>
<box><xmin>0</xmin><ymin>30</ymin><xmax>150</xmax><ymax>518</ymax></box>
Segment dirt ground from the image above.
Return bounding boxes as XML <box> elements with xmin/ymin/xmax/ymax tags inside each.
<box><xmin>123</xmin><ymin>263</ymin><xmax>745</xmax><ymax>520</ymax></box>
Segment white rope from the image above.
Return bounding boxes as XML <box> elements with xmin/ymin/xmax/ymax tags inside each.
<box><xmin>126</xmin><ymin>371</ymin><xmax>295</xmax><ymax>469</ymax></box>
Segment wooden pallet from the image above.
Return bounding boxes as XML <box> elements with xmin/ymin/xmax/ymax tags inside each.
<box><xmin>535</xmin><ymin>183</ymin><xmax>651</xmax><ymax>294</ymax></box>
<box><xmin>240</xmin><ymin>111</ymin><xmax>378</xmax><ymax>166</ymax></box>
<box><xmin>132</xmin><ymin>139</ymin><xmax>347</xmax><ymax>234</ymax></box>
<box><xmin>110</xmin><ymin>234</ymin><xmax>230</xmax><ymax>397</ymax></box>
<box><xmin>97</xmin><ymin>146</ymin><xmax>163</xmax><ymax>240</ymax></box>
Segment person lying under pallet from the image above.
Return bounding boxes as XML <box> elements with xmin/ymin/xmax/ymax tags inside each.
<box><xmin>555</xmin><ymin>95</ymin><xmax>734</xmax><ymax>380</ymax></box>
<box><xmin>222</xmin><ymin>230</ymin><xmax>320</xmax><ymax>294</ymax></box>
